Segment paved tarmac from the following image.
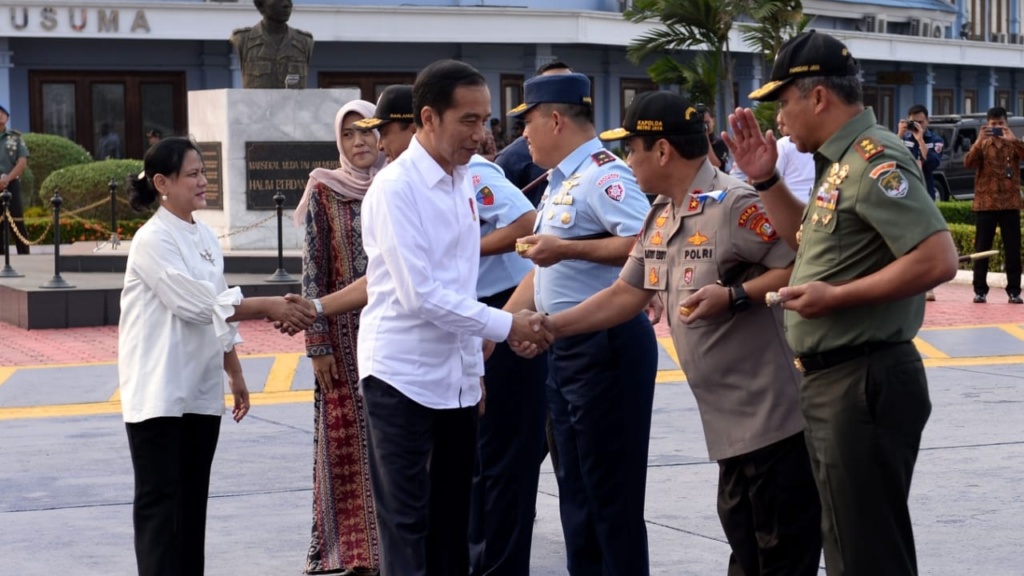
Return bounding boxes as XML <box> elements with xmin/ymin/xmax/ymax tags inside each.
<box><xmin>1</xmin><ymin>281</ymin><xmax>1023</xmax><ymax>575</ymax></box>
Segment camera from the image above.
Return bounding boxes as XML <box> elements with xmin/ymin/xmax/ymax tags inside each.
<box><xmin>905</xmin><ymin>120</ymin><xmax>919</xmax><ymax>132</ymax></box>
<box><xmin>991</xmin><ymin>127</ymin><xmax>1004</xmax><ymax>137</ymax></box>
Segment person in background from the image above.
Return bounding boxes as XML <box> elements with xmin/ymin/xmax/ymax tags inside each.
<box><xmin>898</xmin><ymin>104</ymin><xmax>944</xmax><ymax>302</ymax></box>
<box><xmin>698</xmin><ymin>103</ymin><xmax>730</xmax><ymax>170</ymax></box>
<box><xmin>147</xmin><ymin>129</ymin><xmax>164</xmax><ymax>149</ymax></box>
<box><xmin>490</xmin><ymin>117</ymin><xmax>507</xmax><ymax>151</ymax></box>
<box><xmin>963</xmin><ymin>105</ymin><xmax>1023</xmax><ymax>304</ymax></box>
<box><xmin>292</xmin><ymin>100</ymin><xmax>386</xmax><ymax>575</ymax></box>
<box><xmin>775</xmin><ymin>110</ymin><xmax>815</xmax><ymax>203</ymax></box>
<box><xmin>99</xmin><ymin>122</ymin><xmax>121</xmax><ymax>160</ymax></box>
<box><xmin>0</xmin><ymin>104</ymin><xmax>30</xmax><ymax>254</ymax></box>
<box><xmin>119</xmin><ymin>137</ymin><xmax>314</xmax><ymax>576</ymax></box>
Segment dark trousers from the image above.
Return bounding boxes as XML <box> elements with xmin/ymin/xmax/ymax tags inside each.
<box><xmin>125</xmin><ymin>414</ymin><xmax>222</xmax><ymax>576</ymax></box>
<box><xmin>973</xmin><ymin>209</ymin><xmax>1022</xmax><ymax>296</ymax></box>
<box><xmin>469</xmin><ymin>289</ymin><xmax>548</xmax><ymax>576</ymax></box>
<box><xmin>361</xmin><ymin>375</ymin><xmax>478</xmax><ymax>576</ymax></box>
<box><xmin>717</xmin><ymin>432</ymin><xmax>822</xmax><ymax>576</ymax></box>
<box><xmin>800</xmin><ymin>342</ymin><xmax>931</xmax><ymax>576</ymax></box>
<box><xmin>3</xmin><ymin>178</ymin><xmax>28</xmax><ymax>254</ymax></box>
<box><xmin>547</xmin><ymin>312</ymin><xmax>658</xmax><ymax>576</ymax></box>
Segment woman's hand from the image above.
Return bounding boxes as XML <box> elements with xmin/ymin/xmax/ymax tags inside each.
<box><xmin>228</xmin><ymin>372</ymin><xmax>250</xmax><ymax>423</ymax></box>
<box><xmin>312</xmin><ymin>354</ymin><xmax>339</xmax><ymax>392</ymax></box>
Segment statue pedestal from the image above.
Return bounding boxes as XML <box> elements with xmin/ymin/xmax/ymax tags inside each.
<box><xmin>187</xmin><ymin>88</ymin><xmax>359</xmax><ymax>250</ymax></box>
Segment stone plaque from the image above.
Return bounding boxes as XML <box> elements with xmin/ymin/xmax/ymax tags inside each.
<box><xmin>198</xmin><ymin>142</ymin><xmax>223</xmax><ymax>209</ymax></box>
<box><xmin>245</xmin><ymin>141</ymin><xmax>339</xmax><ymax>209</ymax></box>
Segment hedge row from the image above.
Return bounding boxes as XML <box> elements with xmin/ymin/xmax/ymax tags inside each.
<box><xmin>936</xmin><ymin>201</ymin><xmax>975</xmax><ymax>225</ymax></box>
<box><xmin>946</xmin><ymin>223</ymin><xmax>1023</xmax><ymax>272</ymax></box>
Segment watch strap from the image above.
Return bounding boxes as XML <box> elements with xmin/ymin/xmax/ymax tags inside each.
<box><xmin>751</xmin><ymin>169</ymin><xmax>781</xmax><ymax>192</ymax></box>
<box><xmin>312</xmin><ymin>298</ymin><xmax>324</xmax><ymax>315</ymax></box>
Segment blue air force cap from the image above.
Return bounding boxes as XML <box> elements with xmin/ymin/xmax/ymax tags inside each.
<box><xmin>507</xmin><ymin>73</ymin><xmax>592</xmax><ymax>117</ymax></box>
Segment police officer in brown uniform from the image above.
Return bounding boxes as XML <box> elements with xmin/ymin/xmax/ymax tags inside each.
<box><xmin>0</xmin><ymin>104</ymin><xmax>30</xmax><ymax>254</ymax></box>
<box><xmin>725</xmin><ymin>31</ymin><xmax>959</xmax><ymax>575</ymax></box>
<box><xmin>527</xmin><ymin>90</ymin><xmax>822</xmax><ymax>575</ymax></box>
<box><xmin>231</xmin><ymin>0</ymin><xmax>313</xmax><ymax>89</ymax></box>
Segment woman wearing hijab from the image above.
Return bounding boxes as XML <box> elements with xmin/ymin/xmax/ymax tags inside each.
<box><xmin>294</xmin><ymin>100</ymin><xmax>385</xmax><ymax>576</ymax></box>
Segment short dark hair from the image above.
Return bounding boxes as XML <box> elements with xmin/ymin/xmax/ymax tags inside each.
<box><xmin>987</xmin><ymin>106</ymin><xmax>1008</xmax><ymax>121</ymax></box>
<box><xmin>636</xmin><ymin>133</ymin><xmax>708</xmax><ymax>161</ymax></box>
<box><xmin>536</xmin><ymin>60</ymin><xmax>572</xmax><ymax>76</ymax></box>
<box><xmin>128</xmin><ymin>137</ymin><xmax>202</xmax><ymax>212</ymax></box>
<box><xmin>793</xmin><ymin>75</ymin><xmax>863</xmax><ymax>106</ymax></box>
<box><xmin>537</xmin><ymin>102</ymin><xmax>594</xmax><ymax>126</ymax></box>
<box><xmin>412</xmin><ymin>60</ymin><xmax>486</xmax><ymax>128</ymax></box>
<box><xmin>907</xmin><ymin>104</ymin><xmax>929</xmax><ymax>118</ymax></box>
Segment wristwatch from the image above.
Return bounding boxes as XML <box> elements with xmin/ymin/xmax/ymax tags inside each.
<box><xmin>751</xmin><ymin>169</ymin><xmax>781</xmax><ymax>192</ymax></box>
<box><xmin>728</xmin><ymin>284</ymin><xmax>751</xmax><ymax>314</ymax></box>
<box><xmin>312</xmin><ymin>298</ymin><xmax>324</xmax><ymax>315</ymax></box>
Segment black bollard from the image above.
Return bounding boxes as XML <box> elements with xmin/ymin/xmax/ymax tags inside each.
<box><xmin>108</xmin><ymin>177</ymin><xmax>120</xmax><ymax>249</ymax></box>
<box><xmin>265</xmin><ymin>190</ymin><xmax>296</xmax><ymax>283</ymax></box>
<box><xmin>40</xmin><ymin>188</ymin><xmax>74</xmax><ymax>289</ymax></box>
<box><xmin>0</xmin><ymin>188</ymin><xmax>24</xmax><ymax>277</ymax></box>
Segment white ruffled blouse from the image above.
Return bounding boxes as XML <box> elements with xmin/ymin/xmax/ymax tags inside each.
<box><xmin>118</xmin><ymin>207</ymin><xmax>243</xmax><ymax>423</ymax></box>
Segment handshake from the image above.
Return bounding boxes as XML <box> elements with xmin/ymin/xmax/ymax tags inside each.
<box><xmin>266</xmin><ymin>293</ymin><xmax>317</xmax><ymax>335</ymax></box>
<box><xmin>504</xmin><ymin>310</ymin><xmax>556</xmax><ymax>359</ymax></box>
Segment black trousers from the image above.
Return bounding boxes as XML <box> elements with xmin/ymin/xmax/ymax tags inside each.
<box><xmin>547</xmin><ymin>313</ymin><xmax>658</xmax><ymax>576</ymax></box>
<box><xmin>469</xmin><ymin>289</ymin><xmax>548</xmax><ymax>576</ymax></box>
<box><xmin>361</xmin><ymin>375</ymin><xmax>478</xmax><ymax>576</ymax></box>
<box><xmin>125</xmin><ymin>414</ymin><xmax>222</xmax><ymax>576</ymax></box>
<box><xmin>973</xmin><ymin>209</ymin><xmax>1022</xmax><ymax>296</ymax></box>
<box><xmin>800</xmin><ymin>342</ymin><xmax>931</xmax><ymax>576</ymax></box>
<box><xmin>3</xmin><ymin>178</ymin><xmax>29</xmax><ymax>254</ymax></box>
<box><xmin>717</xmin><ymin>432</ymin><xmax>822</xmax><ymax>576</ymax></box>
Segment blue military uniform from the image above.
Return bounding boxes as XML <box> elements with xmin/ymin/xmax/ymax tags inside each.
<box><xmin>510</xmin><ymin>73</ymin><xmax>658</xmax><ymax>576</ymax></box>
<box><xmin>495</xmin><ymin>136</ymin><xmax>548</xmax><ymax>207</ymax></box>
<box><xmin>467</xmin><ymin>155</ymin><xmax>548</xmax><ymax>576</ymax></box>
<box><xmin>902</xmin><ymin>128</ymin><xmax>943</xmax><ymax>199</ymax></box>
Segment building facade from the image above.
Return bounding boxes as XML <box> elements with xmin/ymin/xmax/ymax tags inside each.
<box><xmin>2</xmin><ymin>0</ymin><xmax>1023</xmax><ymax>160</ymax></box>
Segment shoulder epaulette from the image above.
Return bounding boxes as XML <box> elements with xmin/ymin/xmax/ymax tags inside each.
<box><xmin>8</xmin><ymin>129</ymin><xmax>21</xmax><ymax>136</ymax></box>
<box><xmin>294</xmin><ymin>28</ymin><xmax>313</xmax><ymax>39</ymax></box>
<box><xmin>591</xmin><ymin>150</ymin><xmax>616</xmax><ymax>166</ymax></box>
<box><xmin>853</xmin><ymin>136</ymin><xmax>884</xmax><ymax>161</ymax></box>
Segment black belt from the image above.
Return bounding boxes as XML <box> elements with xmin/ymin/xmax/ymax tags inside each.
<box><xmin>794</xmin><ymin>341</ymin><xmax>909</xmax><ymax>374</ymax></box>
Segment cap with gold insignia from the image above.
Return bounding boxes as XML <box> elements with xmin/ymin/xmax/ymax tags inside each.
<box><xmin>353</xmin><ymin>85</ymin><xmax>414</xmax><ymax>129</ymax></box>
<box><xmin>598</xmin><ymin>91</ymin><xmax>705</xmax><ymax>142</ymax></box>
<box><xmin>507</xmin><ymin>73</ymin><xmax>592</xmax><ymax>117</ymax></box>
<box><xmin>749</xmin><ymin>30</ymin><xmax>860</xmax><ymax>102</ymax></box>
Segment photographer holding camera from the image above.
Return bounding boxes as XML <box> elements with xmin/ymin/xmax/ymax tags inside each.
<box><xmin>898</xmin><ymin>104</ymin><xmax>943</xmax><ymax>201</ymax></box>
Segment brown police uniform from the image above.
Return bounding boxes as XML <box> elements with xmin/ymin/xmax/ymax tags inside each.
<box><xmin>787</xmin><ymin>108</ymin><xmax>947</xmax><ymax>576</ymax></box>
<box><xmin>231</xmin><ymin>22</ymin><xmax>313</xmax><ymax>89</ymax></box>
<box><xmin>620</xmin><ymin>161</ymin><xmax>822</xmax><ymax>575</ymax></box>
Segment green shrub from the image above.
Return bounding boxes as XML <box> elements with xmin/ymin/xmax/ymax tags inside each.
<box><xmin>21</xmin><ymin>215</ymin><xmax>148</xmax><ymax>245</ymax></box>
<box><xmin>937</xmin><ymin>201</ymin><xmax>975</xmax><ymax>225</ymax></box>
<box><xmin>22</xmin><ymin>133</ymin><xmax>93</xmax><ymax>203</ymax></box>
<box><xmin>945</xmin><ymin>222</ymin><xmax>1024</xmax><ymax>272</ymax></box>
<box><xmin>40</xmin><ymin>159</ymin><xmax>144</xmax><ymax>221</ymax></box>
<box><xmin>19</xmin><ymin>165</ymin><xmax>36</xmax><ymax>207</ymax></box>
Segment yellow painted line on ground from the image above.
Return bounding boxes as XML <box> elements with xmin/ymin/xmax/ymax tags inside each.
<box><xmin>657</xmin><ymin>337</ymin><xmax>679</xmax><ymax>366</ymax></box>
<box><xmin>263</xmin><ymin>353</ymin><xmax>303</xmax><ymax>393</ymax></box>
<box><xmin>0</xmin><ymin>366</ymin><xmax>16</xmax><ymax>388</ymax></box>
<box><xmin>109</xmin><ymin>388</ymin><xmax>120</xmax><ymax>402</ymax></box>
<box><xmin>998</xmin><ymin>324</ymin><xmax>1024</xmax><ymax>342</ymax></box>
<box><xmin>919</xmin><ymin>322</ymin><xmax>1022</xmax><ymax>332</ymax></box>
<box><xmin>656</xmin><ymin>369</ymin><xmax>686</xmax><ymax>383</ymax></box>
<box><xmin>923</xmin><ymin>355</ymin><xmax>1024</xmax><ymax>368</ymax></box>
<box><xmin>0</xmin><ymin>352</ymin><xmax>292</xmax><ymax>372</ymax></box>
<box><xmin>913</xmin><ymin>336</ymin><xmax>950</xmax><ymax>360</ymax></box>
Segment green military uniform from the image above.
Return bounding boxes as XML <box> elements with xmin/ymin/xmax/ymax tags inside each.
<box><xmin>790</xmin><ymin>108</ymin><xmax>947</xmax><ymax>576</ymax></box>
<box><xmin>231</xmin><ymin>22</ymin><xmax>313</xmax><ymax>89</ymax></box>
<box><xmin>0</xmin><ymin>126</ymin><xmax>30</xmax><ymax>254</ymax></box>
<box><xmin>620</xmin><ymin>161</ymin><xmax>823</xmax><ymax>575</ymax></box>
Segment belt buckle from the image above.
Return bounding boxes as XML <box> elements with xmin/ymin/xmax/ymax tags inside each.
<box><xmin>793</xmin><ymin>357</ymin><xmax>805</xmax><ymax>373</ymax></box>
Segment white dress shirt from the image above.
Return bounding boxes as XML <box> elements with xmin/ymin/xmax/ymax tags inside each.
<box><xmin>118</xmin><ymin>207</ymin><xmax>243</xmax><ymax>423</ymax></box>
<box><xmin>776</xmin><ymin>136</ymin><xmax>815</xmax><ymax>203</ymax></box>
<box><xmin>358</xmin><ymin>136</ymin><xmax>514</xmax><ymax>409</ymax></box>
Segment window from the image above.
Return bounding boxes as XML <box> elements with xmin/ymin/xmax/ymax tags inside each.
<box><xmin>1017</xmin><ymin>92</ymin><xmax>1024</xmax><ymax>115</ymax></box>
<box><xmin>964</xmin><ymin>89</ymin><xmax>977</xmax><ymax>114</ymax></box>
<box><xmin>318</xmin><ymin>73</ymin><xmax>417</xmax><ymax>103</ymax></box>
<box><xmin>500</xmin><ymin>75</ymin><xmax>524</xmax><ymax>141</ymax></box>
<box><xmin>997</xmin><ymin>90</ymin><xmax>1010</xmax><ymax>110</ymax></box>
<box><xmin>29</xmin><ymin>71</ymin><xmax>186</xmax><ymax>160</ymax></box>
<box><xmin>863</xmin><ymin>86</ymin><xmax>895</xmax><ymax>129</ymax></box>
<box><xmin>933</xmin><ymin>89</ymin><xmax>954</xmax><ymax>116</ymax></box>
<box><xmin>620</xmin><ymin>78</ymin><xmax>657</xmax><ymax>124</ymax></box>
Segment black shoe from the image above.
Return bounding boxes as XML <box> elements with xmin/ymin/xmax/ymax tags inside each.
<box><xmin>974</xmin><ymin>294</ymin><xmax>987</xmax><ymax>303</ymax></box>
<box><xmin>1010</xmin><ymin>294</ymin><xmax>1023</xmax><ymax>304</ymax></box>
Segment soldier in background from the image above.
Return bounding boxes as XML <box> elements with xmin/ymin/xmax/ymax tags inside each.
<box><xmin>0</xmin><ymin>104</ymin><xmax>30</xmax><ymax>255</ymax></box>
<box><xmin>231</xmin><ymin>0</ymin><xmax>313</xmax><ymax>89</ymax></box>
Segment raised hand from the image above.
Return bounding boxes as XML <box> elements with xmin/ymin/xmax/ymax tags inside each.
<box><xmin>516</xmin><ymin>234</ymin><xmax>566</xmax><ymax>267</ymax></box>
<box><xmin>722</xmin><ymin>107</ymin><xmax>779</xmax><ymax>182</ymax></box>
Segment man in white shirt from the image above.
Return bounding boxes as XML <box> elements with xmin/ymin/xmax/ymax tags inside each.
<box><xmin>775</xmin><ymin>111</ymin><xmax>815</xmax><ymax>202</ymax></box>
<box><xmin>356</xmin><ymin>59</ymin><xmax>550</xmax><ymax>576</ymax></box>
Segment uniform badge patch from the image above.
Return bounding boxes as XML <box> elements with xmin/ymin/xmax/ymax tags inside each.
<box><xmin>560</xmin><ymin>212</ymin><xmax>572</xmax><ymax>224</ymax></box>
<box><xmin>472</xmin><ymin>174</ymin><xmax>481</xmax><ymax>187</ymax></box>
<box><xmin>683</xmin><ymin>266</ymin><xmax>695</xmax><ymax>286</ymax></box>
<box><xmin>868</xmin><ymin>161</ymin><xmax>897</xmax><ymax>179</ymax></box>
<box><xmin>737</xmin><ymin>204</ymin><xmax>759</xmax><ymax>227</ymax></box>
<box><xmin>755</xmin><ymin>219</ymin><xmax>777</xmax><ymax>242</ymax></box>
<box><xmin>687</xmin><ymin>230</ymin><xmax>709</xmax><ymax>246</ymax></box>
<box><xmin>651</xmin><ymin>231</ymin><xmax>664</xmax><ymax>245</ymax></box>
<box><xmin>877</xmin><ymin>168</ymin><xmax>909</xmax><ymax>198</ymax></box>
<box><xmin>591</xmin><ymin>150</ymin><xmax>616</xmax><ymax>166</ymax></box>
<box><xmin>687</xmin><ymin>196</ymin><xmax>701</xmax><ymax>212</ymax></box>
<box><xmin>854</xmin><ymin>137</ymin><xmax>885</xmax><ymax>161</ymax></box>
<box><xmin>648</xmin><ymin>266</ymin><xmax>660</xmax><ymax>286</ymax></box>
<box><xmin>596</xmin><ymin>172</ymin><xmax>620</xmax><ymax>187</ymax></box>
<box><xmin>476</xmin><ymin>186</ymin><xmax>494</xmax><ymax>206</ymax></box>
<box><xmin>655</xmin><ymin>207</ymin><xmax>669</xmax><ymax>228</ymax></box>
<box><xmin>605</xmin><ymin>183</ymin><xmax>625</xmax><ymax>202</ymax></box>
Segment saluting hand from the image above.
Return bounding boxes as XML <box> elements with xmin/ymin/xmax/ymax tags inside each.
<box><xmin>722</xmin><ymin>107</ymin><xmax>779</xmax><ymax>181</ymax></box>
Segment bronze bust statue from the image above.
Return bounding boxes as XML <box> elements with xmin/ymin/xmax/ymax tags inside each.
<box><xmin>231</xmin><ymin>0</ymin><xmax>314</xmax><ymax>89</ymax></box>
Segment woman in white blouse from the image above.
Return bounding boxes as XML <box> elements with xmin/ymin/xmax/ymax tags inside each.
<box><xmin>118</xmin><ymin>137</ymin><xmax>314</xmax><ymax>576</ymax></box>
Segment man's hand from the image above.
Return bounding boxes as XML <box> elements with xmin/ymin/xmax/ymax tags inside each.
<box><xmin>517</xmin><ymin>234</ymin><xmax>566</xmax><ymax>267</ymax></box>
<box><xmin>722</xmin><ymin>107</ymin><xmax>779</xmax><ymax>182</ymax></box>
<box><xmin>509</xmin><ymin>310</ymin><xmax>552</xmax><ymax>358</ymax></box>
<box><xmin>272</xmin><ymin>293</ymin><xmax>317</xmax><ymax>335</ymax></box>
<box><xmin>482</xmin><ymin>339</ymin><xmax>496</xmax><ymax>361</ymax></box>
<box><xmin>678</xmin><ymin>284</ymin><xmax>731</xmax><ymax>324</ymax></box>
<box><xmin>478</xmin><ymin>377</ymin><xmax>487</xmax><ymax>416</ymax></box>
<box><xmin>311</xmin><ymin>354</ymin><xmax>339</xmax><ymax>392</ymax></box>
<box><xmin>646</xmin><ymin>293</ymin><xmax>664</xmax><ymax>324</ymax></box>
<box><xmin>778</xmin><ymin>281</ymin><xmax>839</xmax><ymax>318</ymax></box>
<box><xmin>227</xmin><ymin>372</ymin><xmax>250</xmax><ymax>423</ymax></box>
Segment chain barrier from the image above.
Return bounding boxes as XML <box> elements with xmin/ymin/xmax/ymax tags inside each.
<box><xmin>1</xmin><ymin>206</ymin><xmax>54</xmax><ymax>246</ymax></box>
<box><xmin>215</xmin><ymin>213</ymin><xmax>279</xmax><ymax>239</ymax></box>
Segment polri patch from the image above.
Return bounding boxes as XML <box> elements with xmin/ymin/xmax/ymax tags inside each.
<box><xmin>605</xmin><ymin>183</ymin><xmax>625</xmax><ymax>202</ymax></box>
<box><xmin>591</xmin><ymin>150</ymin><xmax>616</xmax><ymax>166</ymax></box>
<box><xmin>737</xmin><ymin>204</ymin><xmax>759</xmax><ymax>227</ymax></box>
<box><xmin>683</xmin><ymin>266</ymin><xmax>695</xmax><ymax>286</ymax></box>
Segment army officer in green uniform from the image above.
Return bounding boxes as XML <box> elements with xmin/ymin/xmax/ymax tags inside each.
<box><xmin>0</xmin><ymin>104</ymin><xmax>30</xmax><ymax>254</ymax></box>
<box><xmin>231</xmin><ymin>0</ymin><xmax>313</xmax><ymax>89</ymax></box>
<box><xmin>725</xmin><ymin>31</ymin><xmax>958</xmax><ymax>576</ymax></box>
